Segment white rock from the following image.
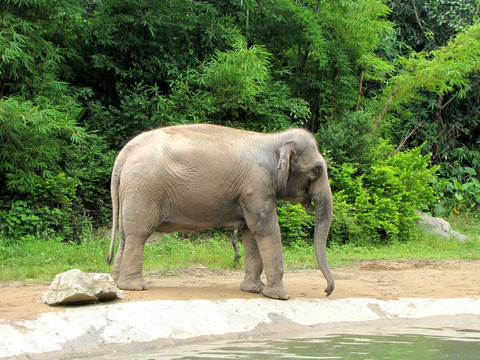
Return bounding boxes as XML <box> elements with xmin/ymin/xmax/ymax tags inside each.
<box><xmin>43</xmin><ymin>269</ymin><xmax>124</xmax><ymax>306</ymax></box>
<box><xmin>416</xmin><ymin>212</ymin><xmax>469</xmax><ymax>243</ymax></box>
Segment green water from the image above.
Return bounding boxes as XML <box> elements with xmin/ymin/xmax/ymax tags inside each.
<box><xmin>92</xmin><ymin>330</ymin><xmax>480</xmax><ymax>360</ymax></box>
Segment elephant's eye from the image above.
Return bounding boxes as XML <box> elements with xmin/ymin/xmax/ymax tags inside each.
<box><xmin>310</xmin><ymin>164</ymin><xmax>322</xmax><ymax>179</ymax></box>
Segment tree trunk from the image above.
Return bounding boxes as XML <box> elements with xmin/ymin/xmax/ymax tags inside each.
<box><xmin>355</xmin><ymin>69</ymin><xmax>364</xmax><ymax>111</ymax></box>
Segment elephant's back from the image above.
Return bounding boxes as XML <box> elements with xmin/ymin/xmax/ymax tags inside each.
<box><xmin>117</xmin><ymin>124</ymin><xmax>275</xmax><ymax>177</ymax></box>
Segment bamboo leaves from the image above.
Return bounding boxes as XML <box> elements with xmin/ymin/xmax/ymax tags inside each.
<box><xmin>200</xmin><ymin>36</ymin><xmax>271</xmax><ymax>106</ymax></box>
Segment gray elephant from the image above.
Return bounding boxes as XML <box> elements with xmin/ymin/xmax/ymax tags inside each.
<box><xmin>107</xmin><ymin>124</ymin><xmax>334</xmax><ymax>300</ymax></box>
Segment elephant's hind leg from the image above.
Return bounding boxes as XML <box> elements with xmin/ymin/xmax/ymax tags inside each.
<box><xmin>112</xmin><ymin>233</ymin><xmax>125</xmax><ymax>283</ymax></box>
<box><xmin>115</xmin><ymin>233</ymin><xmax>149</xmax><ymax>291</ymax></box>
<box><xmin>112</xmin><ymin>209</ymin><xmax>126</xmax><ymax>282</ymax></box>
<box><xmin>240</xmin><ymin>228</ymin><xmax>265</xmax><ymax>294</ymax></box>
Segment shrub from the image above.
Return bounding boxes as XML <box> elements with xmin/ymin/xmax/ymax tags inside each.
<box><xmin>433</xmin><ymin>168</ymin><xmax>480</xmax><ymax>216</ymax></box>
<box><xmin>316</xmin><ymin>112</ymin><xmax>438</xmax><ymax>245</ymax></box>
<box><xmin>329</xmin><ymin>144</ymin><xmax>437</xmax><ymax>245</ymax></box>
<box><xmin>433</xmin><ymin>147</ymin><xmax>480</xmax><ymax>216</ymax></box>
<box><xmin>64</xmin><ymin>136</ymin><xmax>117</xmax><ymax>227</ymax></box>
<box><xmin>1</xmin><ymin>200</ymin><xmax>64</xmax><ymax>239</ymax></box>
<box><xmin>316</xmin><ymin>111</ymin><xmax>382</xmax><ymax>173</ymax></box>
<box><xmin>0</xmin><ymin>171</ymin><xmax>100</xmax><ymax>242</ymax></box>
<box><xmin>277</xmin><ymin>202</ymin><xmax>314</xmax><ymax>246</ymax></box>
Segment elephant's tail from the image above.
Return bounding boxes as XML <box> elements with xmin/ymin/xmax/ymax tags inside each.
<box><xmin>107</xmin><ymin>159</ymin><xmax>121</xmax><ymax>265</ymax></box>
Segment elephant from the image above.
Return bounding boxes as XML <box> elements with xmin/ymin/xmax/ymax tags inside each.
<box><xmin>107</xmin><ymin>124</ymin><xmax>334</xmax><ymax>300</ymax></box>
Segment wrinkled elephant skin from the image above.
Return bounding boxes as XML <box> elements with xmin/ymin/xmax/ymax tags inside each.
<box><xmin>108</xmin><ymin>124</ymin><xmax>334</xmax><ymax>299</ymax></box>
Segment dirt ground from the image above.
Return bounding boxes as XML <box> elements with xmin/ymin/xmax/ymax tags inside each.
<box><xmin>1</xmin><ymin>259</ymin><xmax>479</xmax><ymax>321</ymax></box>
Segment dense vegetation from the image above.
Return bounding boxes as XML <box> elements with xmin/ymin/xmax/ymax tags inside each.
<box><xmin>1</xmin><ymin>0</ymin><xmax>479</xmax><ymax>251</ymax></box>
<box><xmin>2</xmin><ymin>215</ymin><xmax>480</xmax><ymax>281</ymax></box>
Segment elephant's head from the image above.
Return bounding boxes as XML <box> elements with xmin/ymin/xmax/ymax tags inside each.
<box><xmin>276</xmin><ymin>129</ymin><xmax>335</xmax><ymax>296</ymax></box>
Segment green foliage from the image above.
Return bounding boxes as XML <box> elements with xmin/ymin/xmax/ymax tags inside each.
<box><xmin>64</xmin><ymin>137</ymin><xmax>116</xmax><ymax>225</ymax></box>
<box><xmin>81</xmin><ymin>0</ymin><xmax>235</xmax><ymax>103</ymax></box>
<box><xmin>102</xmin><ymin>83</ymin><xmax>166</xmax><ymax>149</ymax></box>
<box><xmin>433</xmin><ymin>163</ymin><xmax>480</xmax><ymax>216</ymax></box>
<box><xmin>446</xmin><ymin>212</ymin><xmax>480</xmax><ymax>238</ymax></box>
<box><xmin>200</xmin><ymin>36</ymin><xmax>271</xmax><ymax>107</ymax></box>
<box><xmin>240</xmin><ymin>81</ymin><xmax>312</xmax><ymax>132</ymax></box>
<box><xmin>374</xmin><ymin>9</ymin><xmax>480</xmax><ymax>216</ymax></box>
<box><xmin>32</xmin><ymin>172</ymin><xmax>77</xmax><ymax>207</ymax></box>
<box><xmin>0</xmin><ymin>234</ymin><xmax>111</xmax><ymax>281</ymax></box>
<box><xmin>329</xmin><ymin>144</ymin><xmax>437</xmax><ymax>245</ymax></box>
<box><xmin>277</xmin><ymin>202</ymin><xmax>314</xmax><ymax>246</ymax></box>
<box><xmin>0</xmin><ymin>172</ymin><xmax>89</xmax><ymax>239</ymax></box>
<box><xmin>0</xmin><ymin>200</ymin><xmax>62</xmax><ymax>238</ymax></box>
<box><xmin>389</xmin><ymin>0</ymin><xmax>479</xmax><ymax>51</ymax></box>
<box><xmin>316</xmin><ymin>112</ymin><xmax>437</xmax><ymax>244</ymax></box>
<box><xmin>327</xmin><ymin>232</ymin><xmax>480</xmax><ymax>267</ymax></box>
<box><xmin>2</xmin><ymin>0</ymin><xmax>480</xmax><ymax>248</ymax></box>
<box><xmin>144</xmin><ymin>233</ymin><xmax>243</xmax><ymax>272</ymax></box>
<box><xmin>0</xmin><ymin>0</ymin><xmax>81</xmax><ymax>98</ymax></box>
<box><xmin>0</xmin><ymin>97</ymin><xmax>84</xmax><ymax>193</ymax></box>
<box><xmin>0</xmin><ymin>94</ymin><xmax>89</xmax><ymax>242</ymax></box>
<box><xmin>316</xmin><ymin>111</ymin><xmax>382</xmax><ymax>172</ymax></box>
<box><xmin>434</xmin><ymin>176</ymin><xmax>480</xmax><ymax>215</ymax></box>
<box><xmin>247</xmin><ymin>0</ymin><xmax>392</xmax><ymax>126</ymax></box>
<box><xmin>405</xmin><ymin>24</ymin><xmax>480</xmax><ymax>96</ymax></box>
<box><xmin>373</xmin><ymin>23</ymin><xmax>480</xmax><ymax>133</ymax></box>
<box><xmin>1</xmin><ymin>226</ymin><xmax>480</xmax><ymax>282</ymax></box>
<box><xmin>0</xmin><ymin>1</ymin><xmax>91</xmax><ymax>239</ymax></box>
<box><xmin>98</xmin><ymin>38</ymin><xmax>313</xmax><ymax>133</ymax></box>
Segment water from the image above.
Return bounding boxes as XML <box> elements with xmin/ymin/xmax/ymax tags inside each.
<box><xmin>88</xmin><ymin>328</ymin><xmax>480</xmax><ymax>360</ymax></box>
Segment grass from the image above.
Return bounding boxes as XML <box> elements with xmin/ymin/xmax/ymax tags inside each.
<box><xmin>143</xmin><ymin>233</ymin><xmax>244</xmax><ymax>274</ymax></box>
<box><xmin>0</xmin><ymin>235</ymin><xmax>112</xmax><ymax>281</ymax></box>
<box><xmin>445</xmin><ymin>213</ymin><xmax>480</xmax><ymax>237</ymax></box>
<box><xmin>0</xmin><ymin>215</ymin><xmax>479</xmax><ymax>282</ymax></box>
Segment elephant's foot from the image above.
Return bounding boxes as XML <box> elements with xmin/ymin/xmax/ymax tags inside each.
<box><xmin>240</xmin><ymin>278</ymin><xmax>265</xmax><ymax>294</ymax></box>
<box><xmin>113</xmin><ymin>271</ymin><xmax>120</xmax><ymax>283</ymax></box>
<box><xmin>263</xmin><ymin>284</ymin><xmax>290</xmax><ymax>300</ymax></box>
<box><xmin>116</xmin><ymin>276</ymin><xmax>148</xmax><ymax>291</ymax></box>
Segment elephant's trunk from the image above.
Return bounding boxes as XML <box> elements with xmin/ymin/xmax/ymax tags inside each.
<box><xmin>313</xmin><ymin>184</ymin><xmax>335</xmax><ymax>296</ymax></box>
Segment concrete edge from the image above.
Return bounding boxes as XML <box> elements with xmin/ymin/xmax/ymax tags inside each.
<box><xmin>2</xmin><ymin>297</ymin><xmax>480</xmax><ymax>359</ymax></box>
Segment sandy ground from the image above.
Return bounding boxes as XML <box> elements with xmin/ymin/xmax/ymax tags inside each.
<box><xmin>1</xmin><ymin>259</ymin><xmax>480</xmax><ymax>359</ymax></box>
<box><xmin>1</xmin><ymin>259</ymin><xmax>479</xmax><ymax>321</ymax></box>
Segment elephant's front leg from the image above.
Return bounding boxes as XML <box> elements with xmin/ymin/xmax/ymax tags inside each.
<box><xmin>115</xmin><ymin>234</ymin><xmax>148</xmax><ymax>291</ymax></box>
<box><xmin>255</xmin><ymin>231</ymin><xmax>289</xmax><ymax>300</ymax></box>
<box><xmin>243</xmin><ymin>205</ymin><xmax>289</xmax><ymax>300</ymax></box>
<box><xmin>240</xmin><ymin>228</ymin><xmax>265</xmax><ymax>294</ymax></box>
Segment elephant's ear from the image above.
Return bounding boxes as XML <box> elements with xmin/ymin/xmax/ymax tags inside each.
<box><xmin>276</xmin><ymin>141</ymin><xmax>296</xmax><ymax>195</ymax></box>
